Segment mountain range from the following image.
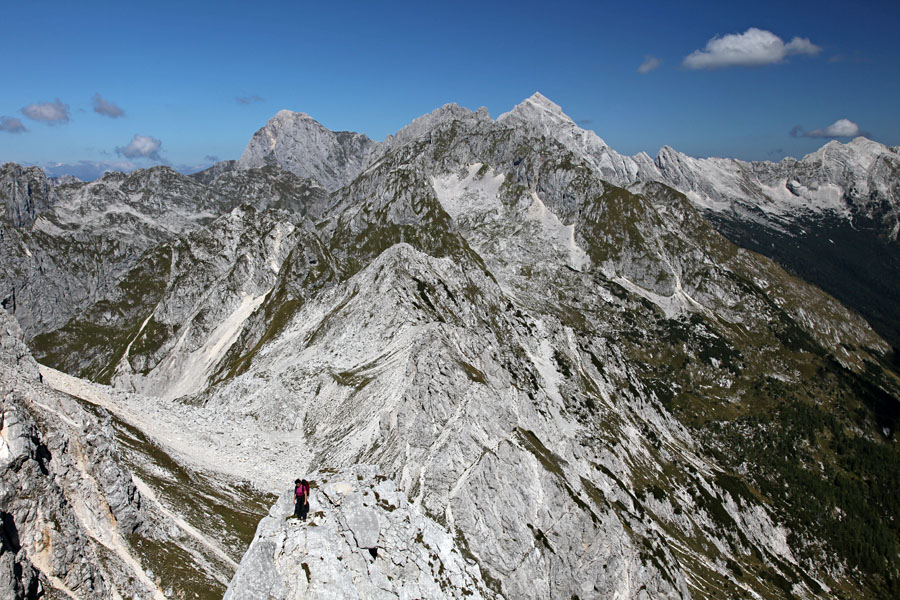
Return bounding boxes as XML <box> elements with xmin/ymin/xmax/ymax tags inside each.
<box><xmin>1</xmin><ymin>93</ymin><xmax>898</xmax><ymax>599</ymax></box>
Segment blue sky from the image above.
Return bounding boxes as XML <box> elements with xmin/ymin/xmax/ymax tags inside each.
<box><xmin>1</xmin><ymin>0</ymin><xmax>898</xmax><ymax>179</ymax></box>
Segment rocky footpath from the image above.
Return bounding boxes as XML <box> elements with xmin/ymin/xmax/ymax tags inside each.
<box><xmin>225</xmin><ymin>465</ymin><xmax>493</xmax><ymax>600</ymax></box>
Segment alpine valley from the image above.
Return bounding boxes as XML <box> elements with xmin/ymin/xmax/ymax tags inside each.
<box><xmin>1</xmin><ymin>93</ymin><xmax>899</xmax><ymax>599</ymax></box>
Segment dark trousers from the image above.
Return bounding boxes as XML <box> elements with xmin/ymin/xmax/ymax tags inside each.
<box><xmin>295</xmin><ymin>497</ymin><xmax>309</xmax><ymax>519</ymax></box>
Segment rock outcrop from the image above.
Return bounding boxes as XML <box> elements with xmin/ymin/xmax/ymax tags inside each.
<box><xmin>225</xmin><ymin>466</ymin><xmax>495</xmax><ymax>599</ymax></box>
<box><xmin>0</xmin><ymin>163</ymin><xmax>58</xmax><ymax>230</ymax></box>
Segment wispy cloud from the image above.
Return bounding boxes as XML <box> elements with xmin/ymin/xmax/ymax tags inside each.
<box><xmin>577</xmin><ymin>119</ymin><xmax>593</xmax><ymax>126</ymax></box>
<box><xmin>789</xmin><ymin>119</ymin><xmax>865</xmax><ymax>139</ymax></box>
<box><xmin>42</xmin><ymin>160</ymin><xmax>136</xmax><ymax>181</ymax></box>
<box><xmin>204</xmin><ymin>154</ymin><xmax>220</xmax><ymax>162</ymax></box>
<box><xmin>116</xmin><ymin>134</ymin><xmax>163</xmax><ymax>160</ymax></box>
<box><xmin>236</xmin><ymin>94</ymin><xmax>264</xmax><ymax>105</ymax></box>
<box><xmin>92</xmin><ymin>93</ymin><xmax>125</xmax><ymax>118</ymax></box>
<box><xmin>638</xmin><ymin>55</ymin><xmax>662</xmax><ymax>74</ymax></box>
<box><xmin>21</xmin><ymin>99</ymin><xmax>70</xmax><ymax>124</ymax></box>
<box><xmin>683</xmin><ymin>28</ymin><xmax>821</xmax><ymax>69</ymax></box>
<box><xmin>0</xmin><ymin>116</ymin><xmax>27</xmax><ymax>133</ymax></box>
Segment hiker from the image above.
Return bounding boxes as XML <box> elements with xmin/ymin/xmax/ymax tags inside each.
<box><xmin>294</xmin><ymin>478</ymin><xmax>310</xmax><ymax>520</ymax></box>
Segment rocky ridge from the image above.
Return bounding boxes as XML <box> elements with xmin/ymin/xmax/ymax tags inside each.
<box><xmin>495</xmin><ymin>93</ymin><xmax>900</xmax><ymax>348</ymax></box>
<box><xmin>1</xmin><ymin>310</ymin><xmax>153</xmax><ymax>598</ymax></box>
<box><xmin>1</xmin><ymin>93</ymin><xmax>899</xmax><ymax>599</ymax></box>
<box><xmin>210</xmin><ymin>108</ymin><xmax>895</xmax><ymax>597</ymax></box>
<box><xmin>225</xmin><ymin>465</ymin><xmax>495</xmax><ymax>600</ymax></box>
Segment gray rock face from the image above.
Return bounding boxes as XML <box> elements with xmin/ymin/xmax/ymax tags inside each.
<box><xmin>0</xmin><ymin>311</ymin><xmax>41</xmax><ymax>383</ymax></box>
<box><xmin>225</xmin><ymin>465</ymin><xmax>494</xmax><ymax>600</ymax></box>
<box><xmin>238</xmin><ymin>110</ymin><xmax>381</xmax><ymax>192</ymax></box>
<box><xmin>0</xmin><ymin>163</ymin><xmax>328</xmax><ymax>342</ymax></box>
<box><xmin>0</xmin><ymin>163</ymin><xmax>58</xmax><ymax>229</ymax></box>
<box><xmin>0</xmin><ymin>311</ymin><xmax>152</xmax><ymax>599</ymax></box>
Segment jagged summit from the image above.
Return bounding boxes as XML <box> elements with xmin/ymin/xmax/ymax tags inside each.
<box><xmin>382</xmin><ymin>102</ymin><xmax>489</xmax><ymax>150</ymax></box>
<box><xmin>498</xmin><ymin>92</ymin><xmax>592</xmax><ymax>139</ymax></box>
<box><xmin>238</xmin><ymin>108</ymin><xmax>380</xmax><ymax>192</ymax></box>
<box><xmin>271</xmin><ymin>108</ymin><xmax>315</xmax><ymax>121</ymax></box>
<box><xmin>498</xmin><ymin>91</ymin><xmax>571</xmax><ymax>123</ymax></box>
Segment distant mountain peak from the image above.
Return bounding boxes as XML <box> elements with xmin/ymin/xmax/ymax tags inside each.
<box><xmin>382</xmin><ymin>102</ymin><xmax>489</xmax><ymax>150</ymax></box>
<box><xmin>498</xmin><ymin>91</ymin><xmax>575</xmax><ymax>127</ymax></box>
<box><xmin>238</xmin><ymin>108</ymin><xmax>379</xmax><ymax>191</ymax></box>
<box><xmin>271</xmin><ymin>109</ymin><xmax>319</xmax><ymax>124</ymax></box>
<box><xmin>523</xmin><ymin>91</ymin><xmax>567</xmax><ymax>114</ymax></box>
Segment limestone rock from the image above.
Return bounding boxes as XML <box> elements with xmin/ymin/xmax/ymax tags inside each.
<box><xmin>225</xmin><ymin>466</ymin><xmax>493</xmax><ymax>600</ymax></box>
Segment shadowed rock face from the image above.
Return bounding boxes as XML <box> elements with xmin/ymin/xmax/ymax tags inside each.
<box><xmin>1</xmin><ymin>163</ymin><xmax>58</xmax><ymax>229</ymax></box>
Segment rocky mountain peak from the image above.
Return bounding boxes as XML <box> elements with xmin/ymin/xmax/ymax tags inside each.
<box><xmin>272</xmin><ymin>108</ymin><xmax>315</xmax><ymax>122</ymax></box>
<box><xmin>238</xmin><ymin>108</ymin><xmax>380</xmax><ymax>192</ymax></box>
<box><xmin>498</xmin><ymin>92</ymin><xmax>581</xmax><ymax>132</ymax></box>
<box><xmin>509</xmin><ymin>91</ymin><xmax>569</xmax><ymax>118</ymax></box>
<box><xmin>655</xmin><ymin>145</ymin><xmax>680</xmax><ymax>167</ymax></box>
<box><xmin>382</xmin><ymin>102</ymin><xmax>487</xmax><ymax>150</ymax></box>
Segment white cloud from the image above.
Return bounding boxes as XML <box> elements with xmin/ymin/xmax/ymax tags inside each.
<box><xmin>116</xmin><ymin>134</ymin><xmax>163</xmax><ymax>160</ymax></box>
<box><xmin>21</xmin><ymin>99</ymin><xmax>70</xmax><ymax>123</ymax></box>
<box><xmin>0</xmin><ymin>116</ymin><xmax>27</xmax><ymax>133</ymax></box>
<box><xmin>93</xmin><ymin>93</ymin><xmax>125</xmax><ymax>118</ymax></box>
<box><xmin>683</xmin><ymin>27</ymin><xmax>821</xmax><ymax>69</ymax></box>
<box><xmin>637</xmin><ymin>55</ymin><xmax>662</xmax><ymax>74</ymax></box>
<box><xmin>805</xmin><ymin>118</ymin><xmax>861</xmax><ymax>138</ymax></box>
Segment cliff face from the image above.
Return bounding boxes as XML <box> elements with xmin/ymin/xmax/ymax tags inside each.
<box><xmin>1</xmin><ymin>310</ymin><xmax>150</xmax><ymax>599</ymax></box>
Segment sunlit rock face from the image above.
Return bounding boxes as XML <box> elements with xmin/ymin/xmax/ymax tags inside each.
<box><xmin>1</xmin><ymin>93</ymin><xmax>899</xmax><ymax>599</ymax></box>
